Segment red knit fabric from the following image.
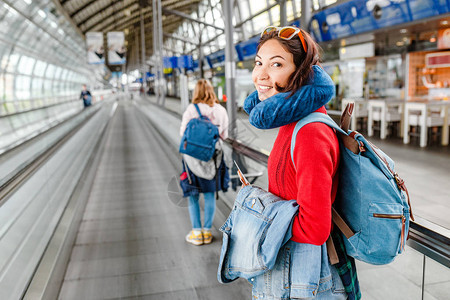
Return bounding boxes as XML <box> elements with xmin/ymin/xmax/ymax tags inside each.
<box><xmin>267</xmin><ymin>107</ymin><xmax>340</xmax><ymax>245</ymax></box>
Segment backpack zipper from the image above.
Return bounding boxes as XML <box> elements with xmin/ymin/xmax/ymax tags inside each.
<box><xmin>373</xmin><ymin>214</ymin><xmax>406</xmax><ymax>251</ymax></box>
<box><xmin>372</xmin><ymin>213</ymin><xmax>403</xmax><ymax>219</ymax></box>
<box><xmin>366</xmin><ymin>139</ymin><xmax>414</xmax><ymax>221</ymax></box>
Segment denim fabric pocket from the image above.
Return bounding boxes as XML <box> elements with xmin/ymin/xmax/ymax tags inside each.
<box><xmin>242</xmin><ymin>197</ymin><xmax>265</xmax><ymax>215</ymax></box>
<box><xmin>368</xmin><ymin>202</ymin><xmax>404</xmax><ymax>257</ymax></box>
<box><xmin>289</xmin><ymin>243</ymin><xmax>322</xmax><ymax>299</ymax></box>
<box><xmin>225</xmin><ymin>206</ymin><xmax>270</xmax><ymax>276</ymax></box>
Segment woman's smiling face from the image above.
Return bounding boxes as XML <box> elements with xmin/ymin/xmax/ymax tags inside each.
<box><xmin>252</xmin><ymin>39</ymin><xmax>296</xmax><ymax>100</ymax></box>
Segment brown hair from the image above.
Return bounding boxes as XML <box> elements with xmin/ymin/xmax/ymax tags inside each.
<box><xmin>257</xmin><ymin>28</ymin><xmax>321</xmax><ymax>97</ymax></box>
<box><xmin>192</xmin><ymin>79</ymin><xmax>219</xmax><ymax>107</ymax></box>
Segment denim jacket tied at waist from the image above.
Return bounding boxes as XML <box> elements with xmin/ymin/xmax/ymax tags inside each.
<box><xmin>217</xmin><ymin>185</ymin><xmax>337</xmax><ymax>298</ymax></box>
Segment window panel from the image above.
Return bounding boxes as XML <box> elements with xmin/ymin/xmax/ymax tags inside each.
<box><xmin>45</xmin><ymin>64</ymin><xmax>56</xmax><ymax>78</ymax></box>
<box><xmin>252</xmin><ymin>12</ymin><xmax>271</xmax><ymax>33</ymax></box>
<box><xmin>33</xmin><ymin>60</ymin><xmax>47</xmax><ymax>77</ymax></box>
<box><xmin>32</xmin><ymin>78</ymin><xmax>43</xmax><ymax>97</ymax></box>
<box><xmin>17</xmin><ymin>55</ymin><xmax>35</xmax><ymax>75</ymax></box>
<box><xmin>6</xmin><ymin>54</ymin><xmax>20</xmax><ymax>73</ymax></box>
<box><xmin>60</xmin><ymin>69</ymin><xmax>68</xmax><ymax>80</ymax></box>
<box><xmin>0</xmin><ymin>74</ymin><xmax>4</xmax><ymax>101</ymax></box>
<box><xmin>295</xmin><ymin>0</ymin><xmax>301</xmax><ymax>15</ymax></box>
<box><xmin>43</xmin><ymin>79</ymin><xmax>53</xmax><ymax>96</ymax></box>
<box><xmin>287</xmin><ymin>0</ymin><xmax>296</xmax><ymax>21</ymax></box>
<box><xmin>54</xmin><ymin>67</ymin><xmax>63</xmax><ymax>79</ymax></box>
<box><xmin>15</xmin><ymin>75</ymin><xmax>31</xmax><ymax>100</ymax></box>
<box><xmin>238</xmin><ymin>0</ymin><xmax>250</xmax><ymax>20</ymax></box>
<box><xmin>270</xmin><ymin>6</ymin><xmax>281</xmax><ymax>26</ymax></box>
<box><xmin>4</xmin><ymin>74</ymin><xmax>14</xmax><ymax>101</ymax></box>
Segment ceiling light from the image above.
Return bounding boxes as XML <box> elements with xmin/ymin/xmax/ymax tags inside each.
<box><xmin>38</xmin><ymin>9</ymin><xmax>46</xmax><ymax>18</ymax></box>
<box><xmin>400</xmin><ymin>29</ymin><xmax>407</xmax><ymax>33</ymax></box>
<box><xmin>441</xmin><ymin>20</ymin><xmax>448</xmax><ymax>25</ymax></box>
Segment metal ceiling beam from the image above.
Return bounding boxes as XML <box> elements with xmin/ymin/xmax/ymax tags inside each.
<box><xmin>163</xmin><ymin>33</ymin><xmax>199</xmax><ymax>46</ymax></box>
<box><xmin>162</xmin><ymin>7</ymin><xmax>224</xmax><ymax>32</ymax></box>
<box><xmin>114</xmin><ymin>12</ymin><xmax>183</xmax><ymax>34</ymax></box>
<box><xmin>70</xmin><ymin>0</ymin><xmax>97</xmax><ymax>18</ymax></box>
<box><xmin>85</xmin><ymin>0</ymin><xmax>195</xmax><ymax>33</ymax></box>
<box><xmin>85</xmin><ymin>5</ymin><xmax>150</xmax><ymax>33</ymax></box>
<box><xmin>51</xmin><ymin>0</ymin><xmax>84</xmax><ymax>38</ymax></box>
<box><xmin>76</xmin><ymin>0</ymin><xmax>124</xmax><ymax>27</ymax></box>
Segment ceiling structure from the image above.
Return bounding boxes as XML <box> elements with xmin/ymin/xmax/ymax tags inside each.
<box><xmin>58</xmin><ymin>0</ymin><xmax>203</xmax><ymax>71</ymax></box>
<box><xmin>55</xmin><ymin>0</ymin><xmax>340</xmax><ymax>73</ymax></box>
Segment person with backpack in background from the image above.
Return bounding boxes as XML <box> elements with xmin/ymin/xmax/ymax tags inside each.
<box><xmin>241</xmin><ymin>26</ymin><xmax>360</xmax><ymax>299</ymax></box>
<box><xmin>80</xmin><ymin>84</ymin><xmax>92</xmax><ymax>108</ymax></box>
<box><xmin>179</xmin><ymin>79</ymin><xmax>229</xmax><ymax>246</ymax></box>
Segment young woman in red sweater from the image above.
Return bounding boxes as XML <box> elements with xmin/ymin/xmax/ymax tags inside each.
<box><xmin>243</xmin><ymin>26</ymin><xmax>356</xmax><ymax>299</ymax></box>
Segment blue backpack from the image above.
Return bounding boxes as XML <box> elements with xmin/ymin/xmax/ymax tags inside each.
<box><xmin>180</xmin><ymin>104</ymin><xmax>220</xmax><ymax>162</ymax></box>
<box><xmin>291</xmin><ymin>104</ymin><xmax>414</xmax><ymax>265</ymax></box>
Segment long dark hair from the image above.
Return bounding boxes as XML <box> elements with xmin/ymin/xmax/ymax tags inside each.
<box><xmin>257</xmin><ymin>28</ymin><xmax>321</xmax><ymax>97</ymax></box>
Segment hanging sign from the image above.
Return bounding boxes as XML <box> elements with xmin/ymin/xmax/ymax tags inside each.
<box><xmin>86</xmin><ymin>32</ymin><xmax>104</xmax><ymax>64</ymax></box>
<box><xmin>107</xmin><ymin>32</ymin><xmax>126</xmax><ymax>65</ymax></box>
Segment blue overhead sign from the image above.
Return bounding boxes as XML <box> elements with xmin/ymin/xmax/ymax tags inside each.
<box><xmin>206</xmin><ymin>49</ymin><xmax>225</xmax><ymax>68</ymax></box>
<box><xmin>235</xmin><ymin>35</ymin><xmax>260</xmax><ymax>61</ymax></box>
<box><xmin>309</xmin><ymin>0</ymin><xmax>450</xmax><ymax>42</ymax></box>
<box><xmin>170</xmin><ymin>56</ymin><xmax>178</xmax><ymax>69</ymax></box>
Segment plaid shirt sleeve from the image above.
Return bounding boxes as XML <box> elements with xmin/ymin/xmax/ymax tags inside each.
<box><xmin>331</xmin><ymin>227</ymin><xmax>362</xmax><ymax>300</ymax></box>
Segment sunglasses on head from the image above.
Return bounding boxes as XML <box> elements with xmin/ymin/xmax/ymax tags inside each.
<box><xmin>261</xmin><ymin>26</ymin><xmax>307</xmax><ymax>53</ymax></box>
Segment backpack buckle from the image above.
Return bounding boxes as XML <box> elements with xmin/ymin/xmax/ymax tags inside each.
<box><xmin>358</xmin><ymin>141</ymin><xmax>365</xmax><ymax>152</ymax></box>
<box><xmin>394</xmin><ymin>173</ymin><xmax>405</xmax><ymax>190</ymax></box>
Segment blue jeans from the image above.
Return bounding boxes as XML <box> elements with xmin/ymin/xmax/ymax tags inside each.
<box><xmin>188</xmin><ymin>192</ymin><xmax>215</xmax><ymax>230</ymax></box>
<box><xmin>251</xmin><ymin>240</ymin><xmax>347</xmax><ymax>300</ymax></box>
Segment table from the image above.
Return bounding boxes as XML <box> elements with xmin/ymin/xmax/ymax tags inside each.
<box><xmin>367</xmin><ymin>99</ymin><xmax>404</xmax><ymax>139</ymax></box>
<box><xmin>403</xmin><ymin>101</ymin><xmax>449</xmax><ymax>147</ymax></box>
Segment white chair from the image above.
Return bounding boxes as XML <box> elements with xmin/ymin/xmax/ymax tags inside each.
<box><xmin>406</xmin><ymin>108</ymin><xmax>445</xmax><ymax>146</ymax></box>
<box><xmin>368</xmin><ymin>100</ymin><xmax>403</xmax><ymax>139</ymax></box>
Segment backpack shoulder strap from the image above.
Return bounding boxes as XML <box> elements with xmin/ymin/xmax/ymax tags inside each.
<box><xmin>290</xmin><ymin>112</ymin><xmax>356</xmax><ymax>240</ymax></box>
<box><xmin>194</xmin><ymin>103</ymin><xmax>203</xmax><ymax>118</ymax></box>
<box><xmin>290</xmin><ymin>113</ymin><xmax>346</xmax><ymax>166</ymax></box>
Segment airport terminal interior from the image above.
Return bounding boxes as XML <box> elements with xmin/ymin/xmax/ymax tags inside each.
<box><xmin>0</xmin><ymin>0</ymin><xmax>449</xmax><ymax>299</ymax></box>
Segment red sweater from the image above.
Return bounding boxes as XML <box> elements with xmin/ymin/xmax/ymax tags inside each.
<box><xmin>267</xmin><ymin>107</ymin><xmax>340</xmax><ymax>245</ymax></box>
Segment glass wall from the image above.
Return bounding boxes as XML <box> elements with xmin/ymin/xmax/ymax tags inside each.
<box><xmin>0</xmin><ymin>0</ymin><xmax>92</xmax><ymax>116</ymax></box>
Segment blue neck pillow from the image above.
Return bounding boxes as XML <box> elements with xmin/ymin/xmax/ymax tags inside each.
<box><xmin>244</xmin><ymin>65</ymin><xmax>335</xmax><ymax>129</ymax></box>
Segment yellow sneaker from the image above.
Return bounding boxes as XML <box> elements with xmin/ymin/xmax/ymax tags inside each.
<box><xmin>202</xmin><ymin>229</ymin><xmax>213</xmax><ymax>244</ymax></box>
<box><xmin>186</xmin><ymin>230</ymin><xmax>203</xmax><ymax>245</ymax></box>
